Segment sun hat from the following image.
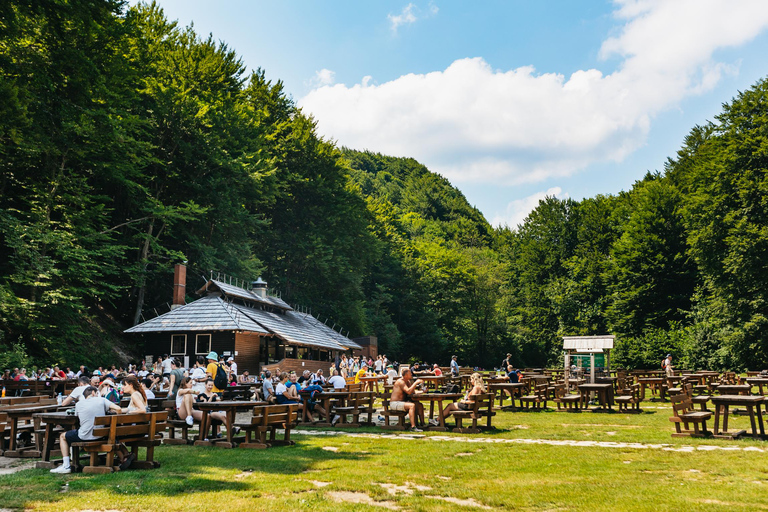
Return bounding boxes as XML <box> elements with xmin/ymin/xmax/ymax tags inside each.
<box><xmin>206</xmin><ymin>351</ymin><xmax>218</xmax><ymax>361</ymax></box>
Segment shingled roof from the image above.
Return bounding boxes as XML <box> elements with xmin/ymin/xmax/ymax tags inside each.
<box><xmin>125</xmin><ymin>280</ymin><xmax>361</xmax><ymax>351</ymax></box>
<box><xmin>124</xmin><ymin>296</ymin><xmax>269</xmax><ymax>334</ymax></box>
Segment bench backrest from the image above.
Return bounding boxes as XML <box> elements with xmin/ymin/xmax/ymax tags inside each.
<box><xmin>670</xmin><ymin>393</ymin><xmax>694</xmax><ymax>417</ymax></box>
<box><xmin>91</xmin><ymin>412</ymin><xmax>169</xmax><ymax>443</ymax></box>
<box><xmin>250</xmin><ymin>404</ymin><xmax>297</xmax><ymax>426</ymax></box>
<box><xmin>347</xmin><ymin>391</ymin><xmax>376</xmax><ymax>407</ymax></box>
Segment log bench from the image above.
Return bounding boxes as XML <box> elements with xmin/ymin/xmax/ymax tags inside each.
<box><xmin>71</xmin><ymin>412</ymin><xmax>168</xmax><ymax>474</ymax></box>
<box><xmin>234</xmin><ymin>404</ymin><xmax>298</xmax><ymax>449</ymax></box>
<box><xmin>614</xmin><ymin>383</ymin><xmax>642</xmax><ymax>413</ymax></box>
<box><xmin>669</xmin><ymin>394</ymin><xmax>711</xmax><ymax>438</ymax></box>
<box><xmin>380</xmin><ymin>391</ymin><xmax>408</xmax><ymax>430</ymax></box>
<box><xmin>448</xmin><ymin>393</ymin><xmax>496</xmax><ymax>434</ymax></box>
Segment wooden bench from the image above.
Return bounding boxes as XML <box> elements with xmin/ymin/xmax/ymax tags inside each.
<box><xmin>0</xmin><ymin>412</ymin><xmax>7</xmax><ymax>455</ymax></box>
<box><xmin>683</xmin><ymin>383</ymin><xmax>710</xmax><ymax>411</ymax></box>
<box><xmin>520</xmin><ymin>384</ymin><xmax>548</xmax><ymax>411</ymax></box>
<box><xmin>235</xmin><ymin>404</ymin><xmax>298</xmax><ymax>449</ymax></box>
<box><xmin>161</xmin><ymin>400</ymin><xmax>195</xmax><ymax>445</ymax></box>
<box><xmin>337</xmin><ymin>391</ymin><xmax>376</xmax><ymax>427</ymax></box>
<box><xmin>448</xmin><ymin>393</ymin><xmax>496</xmax><ymax>434</ymax></box>
<box><xmin>71</xmin><ymin>412</ymin><xmax>168</xmax><ymax>474</ymax></box>
<box><xmin>380</xmin><ymin>392</ymin><xmax>407</xmax><ymax>431</ymax></box>
<box><xmin>614</xmin><ymin>383</ymin><xmax>642</xmax><ymax>413</ymax></box>
<box><xmin>553</xmin><ymin>384</ymin><xmax>581</xmax><ymax>412</ymax></box>
<box><xmin>669</xmin><ymin>394</ymin><xmax>712</xmax><ymax>438</ymax></box>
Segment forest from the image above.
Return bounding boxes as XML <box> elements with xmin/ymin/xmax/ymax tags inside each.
<box><xmin>2</xmin><ymin>1</ymin><xmax>768</xmax><ymax>371</ymax></box>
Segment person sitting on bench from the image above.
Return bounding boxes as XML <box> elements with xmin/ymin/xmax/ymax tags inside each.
<box><xmin>51</xmin><ymin>386</ymin><xmax>122</xmax><ymax>474</ymax></box>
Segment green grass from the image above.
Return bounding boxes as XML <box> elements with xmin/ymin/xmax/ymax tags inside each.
<box><xmin>3</xmin><ymin>399</ymin><xmax>768</xmax><ymax>511</ymax></box>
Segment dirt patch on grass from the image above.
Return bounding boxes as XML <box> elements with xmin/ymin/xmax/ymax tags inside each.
<box><xmin>0</xmin><ymin>456</ymin><xmax>35</xmax><ymax>475</ymax></box>
<box><xmin>455</xmin><ymin>452</ymin><xmax>475</xmax><ymax>457</ymax></box>
<box><xmin>322</xmin><ymin>446</ymin><xmax>339</xmax><ymax>452</ymax></box>
<box><xmin>327</xmin><ymin>491</ymin><xmax>399</xmax><ymax>510</ymax></box>
<box><xmin>427</xmin><ymin>495</ymin><xmax>492</xmax><ymax>509</ymax></box>
<box><xmin>234</xmin><ymin>470</ymin><xmax>253</xmax><ymax>479</ymax></box>
<box><xmin>378</xmin><ymin>482</ymin><xmax>432</xmax><ymax>495</ymax></box>
<box><xmin>309</xmin><ymin>480</ymin><xmax>331</xmax><ymax>487</ymax></box>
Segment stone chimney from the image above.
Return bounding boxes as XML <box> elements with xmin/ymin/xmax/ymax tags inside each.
<box><xmin>250</xmin><ymin>277</ymin><xmax>267</xmax><ymax>299</ymax></box>
<box><xmin>172</xmin><ymin>264</ymin><xmax>186</xmax><ymax>309</ymax></box>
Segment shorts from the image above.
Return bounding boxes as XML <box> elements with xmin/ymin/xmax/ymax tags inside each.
<box><xmin>457</xmin><ymin>402</ymin><xmax>470</xmax><ymax>411</ymax></box>
<box><xmin>65</xmin><ymin>429</ymin><xmax>90</xmax><ymax>444</ymax></box>
<box><xmin>390</xmin><ymin>401</ymin><xmax>407</xmax><ymax>411</ymax></box>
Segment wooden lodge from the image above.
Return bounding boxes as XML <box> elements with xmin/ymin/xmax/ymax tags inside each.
<box><xmin>124</xmin><ymin>267</ymin><xmax>362</xmax><ymax>374</ymax></box>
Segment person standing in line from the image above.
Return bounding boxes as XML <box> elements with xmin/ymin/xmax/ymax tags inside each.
<box><xmin>374</xmin><ymin>356</ymin><xmax>383</xmax><ymax>375</ymax></box>
<box><xmin>450</xmin><ymin>355</ymin><xmax>460</xmax><ymax>377</ymax></box>
<box><xmin>227</xmin><ymin>357</ymin><xmax>238</xmax><ymax>380</ymax></box>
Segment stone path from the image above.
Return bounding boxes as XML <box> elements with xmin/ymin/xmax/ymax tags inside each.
<box><xmin>292</xmin><ymin>429</ymin><xmax>767</xmax><ymax>453</ymax></box>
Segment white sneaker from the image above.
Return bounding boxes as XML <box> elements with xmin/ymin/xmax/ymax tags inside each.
<box><xmin>185</xmin><ymin>415</ymin><xmax>194</xmax><ymax>426</ymax></box>
<box><xmin>410</xmin><ymin>426</ymin><xmax>423</xmax><ymax>432</ymax></box>
<box><xmin>51</xmin><ymin>465</ymin><xmax>71</xmax><ymax>474</ymax></box>
<box><xmin>331</xmin><ymin>415</ymin><xmax>341</xmax><ymax>426</ymax></box>
<box><xmin>428</xmin><ymin>419</ymin><xmax>439</xmax><ymax>427</ymax></box>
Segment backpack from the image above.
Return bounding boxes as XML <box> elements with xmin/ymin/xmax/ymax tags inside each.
<box><xmin>213</xmin><ymin>363</ymin><xmax>229</xmax><ymax>390</ymax></box>
<box><xmin>441</xmin><ymin>383</ymin><xmax>461</xmax><ymax>394</ymax></box>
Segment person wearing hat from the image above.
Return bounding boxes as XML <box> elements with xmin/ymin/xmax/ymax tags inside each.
<box><xmin>501</xmin><ymin>353</ymin><xmax>513</xmax><ymax>370</ymax></box>
<box><xmin>227</xmin><ymin>356</ymin><xmax>238</xmax><ymax>380</ymax></box>
<box><xmin>385</xmin><ymin>364</ymin><xmax>398</xmax><ymax>386</ymax></box>
<box><xmin>205</xmin><ymin>352</ymin><xmax>226</xmax><ymax>394</ymax></box>
<box><xmin>662</xmin><ymin>354</ymin><xmax>673</xmax><ymax>377</ymax></box>
<box><xmin>450</xmin><ymin>355</ymin><xmax>460</xmax><ymax>377</ymax></box>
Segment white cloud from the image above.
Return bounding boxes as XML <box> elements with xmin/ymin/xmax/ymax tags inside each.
<box><xmin>300</xmin><ymin>0</ymin><xmax>768</xmax><ymax>186</ymax></box>
<box><xmin>306</xmin><ymin>68</ymin><xmax>336</xmax><ymax>88</ymax></box>
<box><xmin>388</xmin><ymin>3</ymin><xmax>418</xmax><ymax>33</ymax></box>
<box><xmin>491</xmin><ymin>188</ymin><xmax>567</xmax><ymax>229</ymax></box>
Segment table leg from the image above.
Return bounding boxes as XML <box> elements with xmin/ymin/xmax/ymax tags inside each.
<box><xmin>723</xmin><ymin>405</ymin><xmax>730</xmax><ymax>433</ymax></box>
<box><xmin>713</xmin><ymin>404</ymin><xmax>721</xmax><ymax>435</ymax></box>
<box><xmin>41</xmin><ymin>423</ymin><xmax>54</xmax><ymax>462</ymax></box>
<box><xmin>748</xmin><ymin>405</ymin><xmax>757</xmax><ymax>436</ymax></box>
<box><xmin>198</xmin><ymin>410</ymin><xmax>210</xmax><ymax>442</ymax></box>
<box><xmin>8</xmin><ymin>417</ymin><xmax>18</xmax><ymax>452</ymax></box>
<box><xmin>757</xmin><ymin>404</ymin><xmax>765</xmax><ymax>437</ymax></box>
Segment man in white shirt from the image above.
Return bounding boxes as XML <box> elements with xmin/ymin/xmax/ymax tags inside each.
<box><xmin>227</xmin><ymin>357</ymin><xmax>238</xmax><ymax>379</ymax></box>
<box><xmin>137</xmin><ymin>365</ymin><xmax>149</xmax><ymax>379</ymax></box>
<box><xmin>374</xmin><ymin>356</ymin><xmax>383</xmax><ymax>374</ymax></box>
<box><xmin>327</xmin><ymin>370</ymin><xmax>346</xmax><ymax>390</ymax></box>
<box><xmin>160</xmin><ymin>355</ymin><xmax>172</xmax><ymax>378</ymax></box>
<box><xmin>51</xmin><ymin>386</ymin><xmax>122</xmax><ymax>474</ymax></box>
<box><xmin>385</xmin><ymin>365</ymin><xmax>398</xmax><ymax>386</ymax></box>
<box><xmin>61</xmin><ymin>375</ymin><xmax>91</xmax><ymax>406</ymax></box>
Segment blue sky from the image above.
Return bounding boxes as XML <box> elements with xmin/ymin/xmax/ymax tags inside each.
<box><xmin>144</xmin><ymin>0</ymin><xmax>768</xmax><ymax>227</ymax></box>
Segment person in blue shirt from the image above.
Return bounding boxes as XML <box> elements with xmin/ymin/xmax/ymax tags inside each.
<box><xmin>506</xmin><ymin>366</ymin><xmax>521</xmax><ymax>383</ymax></box>
<box><xmin>450</xmin><ymin>355</ymin><xmax>460</xmax><ymax>377</ymax></box>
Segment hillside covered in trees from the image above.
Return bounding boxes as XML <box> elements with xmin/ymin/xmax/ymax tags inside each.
<box><xmin>2</xmin><ymin>1</ymin><xmax>768</xmax><ymax>371</ymax></box>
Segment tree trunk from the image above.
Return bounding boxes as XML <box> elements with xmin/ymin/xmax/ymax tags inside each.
<box><xmin>132</xmin><ymin>218</ymin><xmax>155</xmax><ymax>325</ymax></box>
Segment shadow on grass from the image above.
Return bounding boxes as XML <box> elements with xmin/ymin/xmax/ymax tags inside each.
<box><xmin>0</xmin><ymin>444</ymin><xmax>371</xmax><ymax>509</ymax></box>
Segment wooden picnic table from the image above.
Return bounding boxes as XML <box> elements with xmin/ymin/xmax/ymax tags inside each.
<box><xmin>222</xmin><ymin>385</ymin><xmax>255</xmax><ymax>401</ymax></box>
<box><xmin>194</xmin><ymin>400</ymin><xmax>267</xmax><ymax>448</ymax></box>
<box><xmin>358</xmin><ymin>375</ymin><xmax>387</xmax><ymax>393</ymax></box>
<box><xmin>33</xmin><ymin>411</ymin><xmax>79</xmax><ymax>470</ymax></box>
<box><xmin>746</xmin><ymin>378</ymin><xmax>768</xmax><ymax>395</ymax></box>
<box><xmin>716</xmin><ymin>384</ymin><xmax>751</xmax><ymax>396</ymax></box>
<box><xmin>578</xmin><ymin>383</ymin><xmax>614</xmax><ymax>412</ymax></box>
<box><xmin>409</xmin><ymin>393</ymin><xmax>463</xmax><ymax>431</ymax></box>
<box><xmin>637</xmin><ymin>377</ymin><xmax>667</xmax><ymax>401</ymax></box>
<box><xmin>4</xmin><ymin>403</ymin><xmax>63</xmax><ymax>457</ymax></box>
<box><xmin>415</xmin><ymin>375</ymin><xmax>446</xmax><ymax>391</ymax></box>
<box><xmin>710</xmin><ymin>395</ymin><xmax>765</xmax><ymax>439</ymax></box>
<box><xmin>488</xmin><ymin>382</ymin><xmax>526</xmax><ymax>411</ymax></box>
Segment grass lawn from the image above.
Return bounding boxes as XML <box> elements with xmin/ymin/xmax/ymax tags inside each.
<box><xmin>3</xmin><ymin>398</ymin><xmax>768</xmax><ymax>511</ymax></box>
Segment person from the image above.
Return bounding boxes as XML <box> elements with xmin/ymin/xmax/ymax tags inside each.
<box><xmin>261</xmin><ymin>370</ymin><xmax>275</xmax><ymax>401</ymax></box>
<box><xmin>205</xmin><ymin>351</ymin><xmax>226</xmax><ymax>395</ymax></box>
<box><xmin>160</xmin><ymin>354</ymin><xmax>172</xmax><ymax>380</ymax></box>
<box><xmin>501</xmin><ymin>353</ymin><xmax>513</xmax><ymax>370</ymax></box>
<box><xmin>176</xmin><ymin>377</ymin><xmax>197</xmax><ymax>426</ymax></box>
<box><xmin>190</xmin><ymin>356</ymin><xmax>208</xmax><ymax>394</ymax></box>
<box><xmin>354</xmin><ymin>364</ymin><xmax>368</xmax><ymax>384</ymax></box>
<box><xmin>663</xmin><ymin>354</ymin><xmax>674</xmax><ymax>377</ymax></box>
<box><xmin>442</xmin><ymin>373</ymin><xmax>485</xmax><ymax>418</ymax></box>
<box><xmin>433</xmin><ymin>364</ymin><xmax>443</xmax><ymax>377</ymax></box>
<box><xmin>50</xmin><ymin>385</ymin><xmax>123</xmax><ymax>474</ymax></box>
<box><xmin>61</xmin><ymin>375</ymin><xmax>92</xmax><ymax>406</ymax></box>
<box><xmin>311</xmin><ymin>369</ymin><xmax>326</xmax><ymax>385</ymax></box>
<box><xmin>238</xmin><ymin>370</ymin><xmax>252</xmax><ymax>384</ymax></box>
<box><xmin>74</xmin><ymin>365</ymin><xmax>86</xmax><ymax>378</ymax></box>
<box><xmin>390</xmin><ymin>368</ymin><xmax>427</xmax><ymax>431</ymax></box>
<box><xmin>99</xmin><ymin>378</ymin><xmax>120</xmax><ymax>404</ymax></box>
<box><xmin>327</xmin><ymin>370</ymin><xmax>346</xmax><ymax>390</ymax></box>
<box><xmin>121</xmin><ymin>376</ymin><xmax>148</xmax><ymax>413</ymax></box>
<box><xmin>227</xmin><ymin>357</ymin><xmax>238</xmax><ymax>380</ymax></box>
<box><xmin>285</xmin><ymin>372</ymin><xmax>302</xmax><ymax>396</ymax></box>
<box><xmin>137</xmin><ymin>365</ymin><xmax>149</xmax><ymax>379</ymax></box>
<box><xmin>450</xmin><ymin>355</ymin><xmax>460</xmax><ymax>377</ymax></box>
<box><xmin>275</xmin><ymin>372</ymin><xmax>301</xmax><ymax>406</ymax></box>
<box><xmin>506</xmin><ymin>366</ymin><xmax>521</xmax><ymax>383</ymax></box>
<box><xmin>65</xmin><ymin>367</ymin><xmax>75</xmax><ymax>379</ymax></box>
<box><xmin>14</xmin><ymin>368</ymin><xmax>28</xmax><ymax>381</ymax></box>
<box><xmin>196</xmin><ymin>379</ymin><xmax>229</xmax><ymax>439</ymax></box>
<box><xmin>374</xmin><ymin>355</ymin><xmax>383</xmax><ymax>375</ymax></box>
<box><xmin>297</xmin><ymin>370</ymin><xmax>312</xmax><ymax>385</ymax></box>
<box><xmin>385</xmin><ymin>364</ymin><xmax>398</xmax><ymax>386</ymax></box>
<box><xmin>141</xmin><ymin>378</ymin><xmax>156</xmax><ymax>399</ymax></box>
<box><xmin>167</xmin><ymin>358</ymin><xmax>185</xmax><ymax>398</ymax></box>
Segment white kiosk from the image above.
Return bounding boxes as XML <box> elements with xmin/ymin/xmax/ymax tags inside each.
<box><xmin>563</xmin><ymin>335</ymin><xmax>615</xmax><ymax>384</ymax></box>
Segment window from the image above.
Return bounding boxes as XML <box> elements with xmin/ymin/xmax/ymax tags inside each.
<box><xmin>195</xmin><ymin>334</ymin><xmax>211</xmax><ymax>355</ymax></box>
<box><xmin>170</xmin><ymin>334</ymin><xmax>187</xmax><ymax>355</ymax></box>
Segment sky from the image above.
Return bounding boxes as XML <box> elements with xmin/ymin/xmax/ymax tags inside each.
<box><xmin>141</xmin><ymin>0</ymin><xmax>768</xmax><ymax>228</ymax></box>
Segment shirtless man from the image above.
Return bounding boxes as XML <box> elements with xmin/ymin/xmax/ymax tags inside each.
<box><xmin>390</xmin><ymin>368</ymin><xmax>426</xmax><ymax>432</ymax></box>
